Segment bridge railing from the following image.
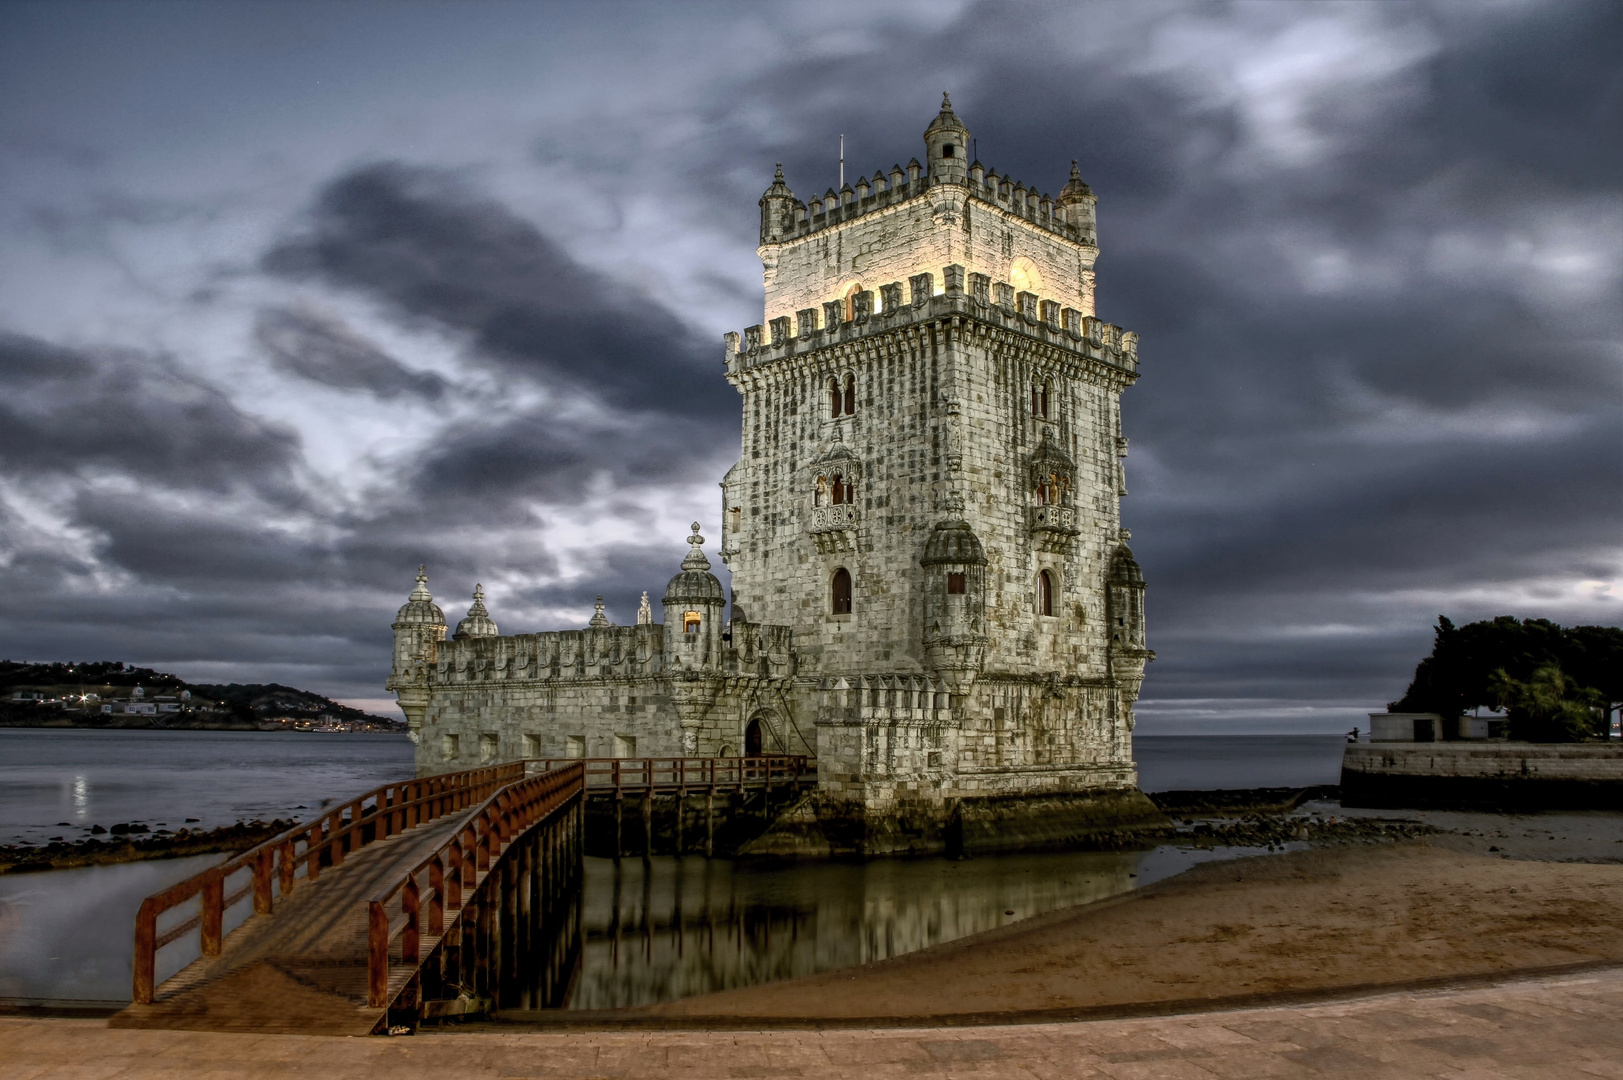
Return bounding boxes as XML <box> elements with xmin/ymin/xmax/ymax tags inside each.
<box><xmin>131</xmin><ymin>762</ymin><xmax>525</xmax><ymax>1005</ymax></box>
<box><xmin>365</xmin><ymin>761</ymin><xmax>585</xmax><ymax>1008</ymax></box>
<box><xmin>529</xmin><ymin>755</ymin><xmax>810</xmax><ymax>791</ymax></box>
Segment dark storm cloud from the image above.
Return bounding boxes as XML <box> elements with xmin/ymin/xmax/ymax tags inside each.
<box><xmin>0</xmin><ymin>330</ymin><xmax>303</xmax><ymax>498</ymax></box>
<box><xmin>261</xmin><ymin>163</ymin><xmax>735</xmax><ymax>420</ymax></box>
<box><xmin>1</xmin><ymin>1</ymin><xmax>1615</xmax><ymax>719</ymax></box>
<box><xmin>254</xmin><ymin>306</ymin><xmax>449</xmax><ymax>401</ymax></box>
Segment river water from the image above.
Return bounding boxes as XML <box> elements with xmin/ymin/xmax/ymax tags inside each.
<box><xmin>0</xmin><ymin>729</ymin><xmax>1347</xmax><ymax>1005</ymax></box>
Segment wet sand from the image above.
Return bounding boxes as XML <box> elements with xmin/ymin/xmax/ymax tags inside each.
<box><xmin>632</xmin><ymin>842</ymin><xmax>1623</xmax><ymax>1023</ymax></box>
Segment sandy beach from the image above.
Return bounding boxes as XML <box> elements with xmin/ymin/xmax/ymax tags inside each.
<box><xmin>621</xmin><ymin>840</ymin><xmax>1623</xmax><ymax>1025</ymax></box>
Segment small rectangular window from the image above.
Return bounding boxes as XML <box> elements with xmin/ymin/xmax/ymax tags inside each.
<box><xmin>943</xmin><ymin>144</ymin><xmax>955</xmax><ymax>158</ymax></box>
<box><xmin>441</xmin><ymin>733</ymin><xmax>459</xmax><ymax>761</ymax></box>
<box><xmin>565</xmin><ymin>734</ymin><xmax>585</xmax><ymax>759</ymax></box>
<box><xmin>522</xmin><ymin>733</ymin><xmax>541</xmax><ymax>759</ymax></box>
<box><xmin>683</xmin><ymin>610</ymin><xmax>702</xmax><ymax>634</ymax></box>
<box><xmin>947</xmin><ymin>573</ymin><xmax>966</xmax><ymax>595</ymax></box>
<box><xmin>479</xmin><ymin>732</ymin><xmax>499</xmax><ymax>763</ymax></box>
<box><xmin>613</xmin><ymin>734</ymin><xmax>637</xmax><ymax>758</ymax></box>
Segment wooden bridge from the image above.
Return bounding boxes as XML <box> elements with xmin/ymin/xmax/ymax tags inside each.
<box><xmin>109</xmin><ymin>755</ymin><xmax>809</xmax><ymax>1035</ymax></box>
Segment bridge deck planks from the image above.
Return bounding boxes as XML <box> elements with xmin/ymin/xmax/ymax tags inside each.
<box><xmin>109</xmin><ymin>814</ymin><xmax>468</xmax><ymax>1036</ymax></box>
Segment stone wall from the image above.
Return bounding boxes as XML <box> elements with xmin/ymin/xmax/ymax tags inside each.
<box><xmin>1341</xmin><ymin>743</ymin><xmax>1623</xmax><ymax>809</ymax></box>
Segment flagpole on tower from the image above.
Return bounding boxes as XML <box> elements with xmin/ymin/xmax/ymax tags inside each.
<box><xmin>839</xmin><ymin>134</ymin><xmax>844</xmax><ymax>189</ymax></box>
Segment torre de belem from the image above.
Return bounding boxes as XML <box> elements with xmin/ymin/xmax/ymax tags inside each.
<box><xmin>389</xmin><ymin>97</ymin><xmax>1160</xmax><ymax>854</ymax></box>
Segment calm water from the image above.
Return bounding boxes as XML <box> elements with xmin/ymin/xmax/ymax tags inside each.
<box><xmin>0</xmin><ymin>728</ymin><xmax>416</xmax><ymax>846</ymax></box>
<box><xmin>0</xmin><ymin>728</ymin><xmax>1344</xmax><ymax>1005</ymax></box>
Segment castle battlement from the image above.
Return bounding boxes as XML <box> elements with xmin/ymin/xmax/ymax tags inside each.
<box><xmin>779</xmin><ymin>158</ymin><xmax>1089</xmax><ymax>247</ymax></box>
<box><xmin>725</xmin><ymin>263</ymin><xmax>1138</xmax><ymax>380</ymax></box>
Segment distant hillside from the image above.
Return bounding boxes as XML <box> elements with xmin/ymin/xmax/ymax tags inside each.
<box><xmin>0</xmin><ymin>660</ymin><xmax>404</xmax><ymax>733</ymax></box>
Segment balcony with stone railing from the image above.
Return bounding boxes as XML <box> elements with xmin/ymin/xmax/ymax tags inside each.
<box><xmin>811</xmin><ymin>504</ymin><xmax>859</xmax><ymax>532</ymax></box>
<box><xmin>1029</xmin><ymin>505</ymin><xmax>1080</xmax><ymax>551</ymax></box>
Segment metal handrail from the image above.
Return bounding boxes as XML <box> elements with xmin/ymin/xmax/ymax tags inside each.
<box><xmin>131</xmin><ymin>762</ymin><xmax>525</xmax><ymax>1005</ymax></box>
<box><xmin>365</xmin><ymin>762</ymin><xmax>584</xmax><ymax>1008</ymax></box>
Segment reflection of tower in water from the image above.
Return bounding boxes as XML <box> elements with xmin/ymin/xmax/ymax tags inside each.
<box><xmin>566</xmin><ymin>851</ymin><xmax>1140</xmax><ymax>1010</ymax></box>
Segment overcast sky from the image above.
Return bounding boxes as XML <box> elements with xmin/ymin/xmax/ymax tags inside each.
<box><xmin>1</xmin><ymin>1</ymin><xmax>1617</xmax><ymax>732</ymax></box>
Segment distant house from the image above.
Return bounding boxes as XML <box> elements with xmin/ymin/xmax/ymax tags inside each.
<box><xmin>1369</xmin><ymin>711</ymin><xmax>1507</xmax><ymax>742</ymax></box>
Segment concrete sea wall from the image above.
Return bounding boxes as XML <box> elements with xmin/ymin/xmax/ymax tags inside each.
<box><xmin>1342</xmin><ymin>743</ymin><xmax>1623</xmax><ymax>810</ymax></box>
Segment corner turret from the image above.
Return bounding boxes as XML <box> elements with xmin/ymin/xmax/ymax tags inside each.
<box><xmin>923</xmin><ymin>92</ymin><xmax>970</xmax><ymax>185</ymax></box>
<box><xmin>388</xmin><ymin>566</ymin><xmax>447</xmax><ymax>740</ymax></box>
<box><xmin>661</xmin><ymin>523</ymin><xmax>726</xmax><ymax>739</ymax></box>
<box><xmin>920</xmin><ymin>519</ymin><xmax>989</xmax><ymax>693</ymax></box>
<box><xmin>1106</xmin><ymin>531</ymin><xmax>1154</xmax><ymax>718</ymax></box>
<box><xmin>1057</xmin><ymin>160</ymin><xmax>1098</xmax><ymax>245</ymax></box>
<box><xmin>759</xmin><ymin>163</ymin><xmax>798</xmax><ymax>245</ymax></box>
<box><xmin>453</xmin><ymin>584</ymin><xmax>498</xmax><ymax>640</ymax></box>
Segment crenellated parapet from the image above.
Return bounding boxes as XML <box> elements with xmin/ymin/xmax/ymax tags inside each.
<box><xmin>433</xmin><ymin>623</ymin><xmax>664</xmax><ymax>684</ymax></box>
<box><xmin>724</xmin><ymin>263</ymin><xmax>1139</xmax><ymax>386</ymax></box>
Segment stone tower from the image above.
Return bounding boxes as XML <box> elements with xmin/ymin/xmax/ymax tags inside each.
<box><xmin>390</xmin><ymin>98</ymin><xmax>1158</xmax><ymax>855</ymax></box>
<box><xmin>722</xmin><ymin>95</ymin><xmax>1152</xmax><ymax>833</ymax></box>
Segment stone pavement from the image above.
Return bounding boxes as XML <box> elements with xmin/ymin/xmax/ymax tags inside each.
<box><xmin>2</xmin><ymin>965</ymin><xmax>1620</xmax><ymax>1079</ymax></box>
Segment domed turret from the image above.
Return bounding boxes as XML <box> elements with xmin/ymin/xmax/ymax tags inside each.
<box><xmin>923</xmin><ymin>92</ymin><xmax>970</xmax><ymax>185</ymax></box>
<box><xmin>758</xmin><ymin>163</ymin><xmax>799</xmax><ymax>245</ymax></box>
<box><xmin>921</xmin><ymin>520</ymin><xmax>988</xmax><ymax>694</ymax></box>
<box><xmin>662</xmin><ymin>523</ymin><xmax>726</xmax><ymax>675</ymax></box>
<box><xmin>387</xmin><ymin>566</ymin><xmax>448</xmax><ymax>739</ymax></box>
<box><xmin>394</xmin><ymin>565</ymin><xmax>446</xmax><ymax>628</ymax></box>
<box><xmin>663</xmin><ymin>523</ymin><xmax>726</xmax><ymax>608</ymax></box>
<box><xmin>1107</xmin><ymin>530</ymin><xmax>1153</xmax><ymax>716</ymax></box>
<box><xmin>1057</xmin><ymin>159</ymin><xmax>1097</xmax><ymax>242</ymax></box>
<box><xmin>453</xmin><ymin>584</ymin><xmax>498</xmax><ymax>640</ymax></box>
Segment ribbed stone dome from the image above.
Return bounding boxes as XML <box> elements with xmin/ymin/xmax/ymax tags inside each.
<box><xmin>664</xmin><ymin>523</ymin><xmax>725</xmax><ymax>605</ymax></box>
<box><xmin>453</xmin><ymin>584</ymin><xmax>498</xmax><ymax>639</ymax></box>
<box><xmin>921</xmin><ymin>520</ymin><xmax>987</xmax><ymax>566</ymax></box>
<box><xmin>1109</xmin><ymin>542</ymin><xmax>1144</xmax><ymax>585</ymax></box>
<box><xmin>394</xmin><ymin>566</ymin><xmax>446</xmax><ymax>627</ymax></box>
<box><xmin>924</xmin><ymin>92</ymin><xmax>969</xmax><ymax>139</ymax></box>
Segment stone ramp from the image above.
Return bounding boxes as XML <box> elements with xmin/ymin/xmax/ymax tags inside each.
<box><xmin>109</xmin><ymin>814</ymin><xmax>467</xmax><ymax>1036</ymax></box>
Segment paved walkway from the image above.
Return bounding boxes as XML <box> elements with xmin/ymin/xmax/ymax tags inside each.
<box><xmin>110</xmin><ymin>815</ymin><xmax>468</xmax><ymax>1037</ymax></box>
<box><xmin>5</xmin><ymin>966</ymin><xmax>1619</xmax><ymax>1078</ymax></box>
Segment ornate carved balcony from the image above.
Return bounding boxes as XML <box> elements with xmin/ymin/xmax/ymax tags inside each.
<box><xmin>810</xmin><ymin>504</ymin><xmax>858</xmax><ymax>553</ymax></box>
<box><xmin>811</xmin><ymin>504</ymin><xmax>859</xmax><ymax>532</ymax></box>
<box><xmin>1029</xmin><ymin>504</ymin><xmax>1079</xmax><ymax>552</ymax></box>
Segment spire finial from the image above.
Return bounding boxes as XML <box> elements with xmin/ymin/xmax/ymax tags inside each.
<box><xmin>589</xmin><ymin>595</ymin><xmax>609</xmax><ymax>628</ymax></box>
<box><xmin>636</xmin><ymin>590</ymin><xmax>653</xmax><ymax>625</ymax></box>
<box><xmin>409</xmin><ymin>565</ymin><xmax>432</xmax><ymax>601</ymax></box>
<box><xmin>774</xmin><ymin>162</ymin><xmax>784</xmax><ymax>180</ymax></box>
<box><xmin>1071</xmin><ymin>159</ymin><xmax>1081</xmax><ymax>180</ymax></box>
<box><xmin>942</xmin><ymin>91</ymin><xmax>952</xmax><ymax>109</ymax></box>
<box><xmin>681</xmin><ymin>523</ymin><xmax>711</xmax><ymax>572</ymax></box>
<box><xmin>466</xmin><ymin>583</ymin><xmax>488</xmax><ymax>617</ymax></box>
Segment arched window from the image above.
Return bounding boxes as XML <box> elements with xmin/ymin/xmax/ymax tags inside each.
<box><xmin>843</xmin><ymin>373</ymin><xmax>856</xmax><ymax>416</ymax></box>
<box><xmin>1031</xmin><ymin>380</ymin><xmax>1049</xmax><ymax>418</ymax></box>
<box><xmin>1037</xmin><ymin>570</ymin><xmax>1054</xmax><ymax>617</ymax></box>
<box><xmin>829</xmin><ymin>376</ymin><xmax>843</xmax><ymax>417</ymax></box>
<box><xmin>745</xmin><ymin>718</ymin><xmax>763</xmax><ymax>757</ymax></box>
<box><xmin>829</xmin><ymin>473</ymin><xmax>854</xmax><ymax>505</ymax></box>
<box><xmin>831</xmin><ymin>568</ymin><xmax>853</xmax><ymax>614</ymax></box>
<box><xmin>843</xmin><ymin>282</ymin><xmax>865</xmax><ymax>322</ymax></box>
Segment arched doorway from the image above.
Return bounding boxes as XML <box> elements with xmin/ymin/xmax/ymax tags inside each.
<box><xmin>745</xmin><ymin>717</ymin><xmax>763</xmax><ymax>757</ymax></box>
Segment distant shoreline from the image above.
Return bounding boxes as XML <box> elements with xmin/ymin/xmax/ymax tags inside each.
<box><xmin>0</xmin><ymin>718</ymin><xmax>405</xmax><ymax>734</ymax></box>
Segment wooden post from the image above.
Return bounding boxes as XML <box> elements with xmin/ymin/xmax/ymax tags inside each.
<box><xmin>642</xmin><ymin>792</ymin><xmax>653</xmax><ymax>861</ymax></box>
<box><xmin>132</xmin><ymin>901</ymin><xmax>157</xmax><ymax>1005</ymax></box>
<box><xmin>403</xmin><ymin>876</ymin><xmax>420</xmax><ymax>965</ymax></box>
<box><xmin>367</xmin><ymin>900</ymin><xmax>389</xmax><ymax>1007</ymax></box>
<box><xmin>429</xmin><ymin>857</ymin><xmax>445</xmax><ymax>936</ymax></box>
<box><xmin>252</xmin><ymin>849</ymin><xmax>273</xmax><ymax>915</ymax></box>
<box><xmin>278</xmin><ymin>840</ymin><xmax>295</xmax><ymax>897</ymax></box>
<box><xmin>705</xmin><ymin>788</ymin><xmax>714</xmax><ymax>858</ymax></box>
<box><xmin>201</xmin><ymin>875</ymin><xmax>224</xmax><ymax>956</ymax></box>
